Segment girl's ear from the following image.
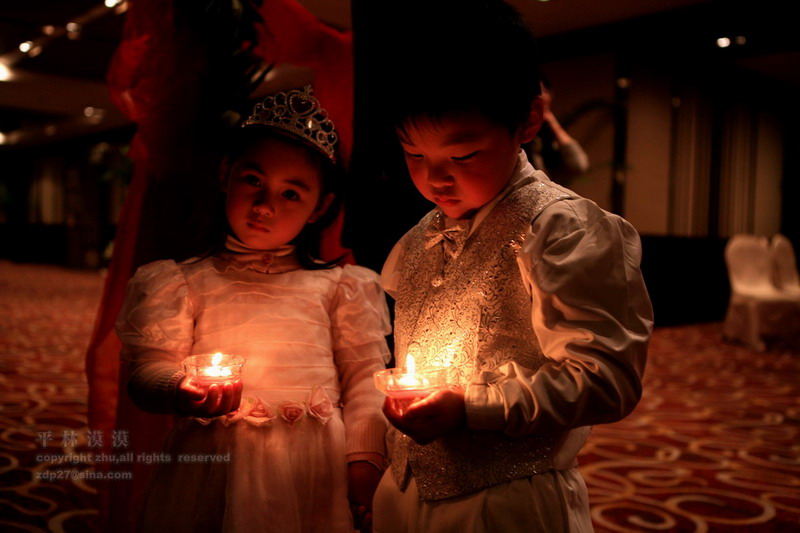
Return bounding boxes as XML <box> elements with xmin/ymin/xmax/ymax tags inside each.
<box><xmin>517</xmin><ymin>96</ymin><xmax>544</xmax><ymax>144</ymax></box>
<box><xmin>219</xmin><ymin>156</ymin><xmax>232</xmax><ymax>192</ymax></box>
<box><xmin>307</xmin><ymin>193</ymin><xmax>335</xmax><ymax>224</ymax></box>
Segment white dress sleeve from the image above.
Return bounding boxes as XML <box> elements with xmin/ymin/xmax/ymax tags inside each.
<box><xmin>558</xmin><ymin>139</ymin><xmax>590</xmax><ymax>175</ymax></box>
<box><xmin>466</xmin><ymin>199</ymin><xmax>654</xmax><ymax>437</ymax></box>
<box><xmin>115</xmin><ymin>260</ymin><xmax>195</xmax><ymax>414</ymax></box>
<box><xmin>380</xmin><ymin>231</ymin><xmax>410</xmax><ymax>299</ymax></box>
<box><xmin>331</xmin><ymin>264</ymin><xmax>392</xmax><ymax>462</ymax></box>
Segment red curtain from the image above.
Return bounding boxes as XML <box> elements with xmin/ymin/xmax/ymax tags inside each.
<box><xmin>85</xmin><ymin>1</ymin><xmax>353</xmax><ymax>530</ymax></box>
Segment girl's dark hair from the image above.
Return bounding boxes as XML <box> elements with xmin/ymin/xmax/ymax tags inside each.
<box><xmin>204</xmin><ymin>125</ymin><xmax>345</xmax><ymax>270</ymax></box>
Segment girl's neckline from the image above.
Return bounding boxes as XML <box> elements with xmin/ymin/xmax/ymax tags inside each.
<box><xmin>217</xmin><ymin>235</ymin><xmax>301</xmax><ymax>274</ymax></box>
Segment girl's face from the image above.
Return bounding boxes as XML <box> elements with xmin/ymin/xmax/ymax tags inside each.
<box><xmin>223</xmin><ymin>137</ymin><xmax>332</xmax><ymax>250</ymax></box>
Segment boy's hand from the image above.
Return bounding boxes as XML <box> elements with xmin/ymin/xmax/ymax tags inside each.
<box><xmin>176</xmin><ymin>377</ymin><xmax>241</xmax><ymax>417</ymax></box>
<box><xmin>383</xmin><ymin>387</ymin><xmax>467</xmax><ymax>445</ymax></box>
<box><xmin>348</xmin><ymin>461</ymin><xmax>383</xmax><ymax>533</ymax></box>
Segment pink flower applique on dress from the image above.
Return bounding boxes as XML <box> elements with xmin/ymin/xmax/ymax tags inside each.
<box><xmin>220</xmin><ymin>396</ymin><xmax>254</xmax><ymax>427</ymax></box>
<box><xmin>244</xmin><ymin>397</ymin><xmax>277</xmax><ymax>427</ymax></box>
<box><xmin>194</xmin><ymin>391</ymin><xmax>334</xmax><ymax>428</ymax></box>
<box><xmin>279</xmin><ymin>401</ymin><xmax>307</xmax><ymax>427</ymax></box>
<box><xmin>307</xmin><ymin>385</ymin><xmax>334</xmax><ymax>425</ymax></box>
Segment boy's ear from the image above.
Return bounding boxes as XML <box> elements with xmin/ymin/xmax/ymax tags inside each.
<box><xmin>219</xmin><ymin>156</ymin><xmax>231</xmax><ymax>192</ymax></box>
<box><xmin>307</xmin><ymin>192</ymin><xmax>335</xmax><ymax>224</ymax></box>
<box><xmin>518</xmin><ymin>96</ymin><xmax>544</xmax><ymax>144</ymax></box>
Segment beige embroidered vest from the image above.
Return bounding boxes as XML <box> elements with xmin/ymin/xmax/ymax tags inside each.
<box><xmin>391</xmin><ymin>178</ymin><xmax>572</xmax><ymax>501</ymax></box>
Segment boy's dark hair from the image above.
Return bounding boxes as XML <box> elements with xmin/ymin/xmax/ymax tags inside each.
<box><xmin>386</xmin><ymin>0</ymin><xmax>541</xmax><ymax>134</ymax></box>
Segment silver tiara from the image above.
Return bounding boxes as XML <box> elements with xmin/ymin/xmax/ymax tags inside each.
<box><xmin>242</xmin><ymin>85</ymin><xmax>338</xmax><ymax>163</ymax></box>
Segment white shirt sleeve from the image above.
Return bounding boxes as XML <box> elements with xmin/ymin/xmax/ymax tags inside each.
<box><xmin>466</xmin><ymin>198</ymin><xmax>654</xmax><ymax>437</ymax></box>
<box><xmin>380</xmin><ymin>231</ymin><xmax>411</xmax><ymax>299</ymax></box>
<box><xmin>558</xmin><ymin>139</ymin><xmax>590</xmax><ymax>175</ymax></box>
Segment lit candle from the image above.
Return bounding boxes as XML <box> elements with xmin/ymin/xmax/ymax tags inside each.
<box><xmin>200</xmin><ymin>352</ymin><xmax>234</xmax><ymax>379</ymax></box>
<box><xmin>373</xmin><ymin>354</ymin><xmax>448</xmax><ymax>414</ymax></box>
<box><xmin>183</xmin><ymin>352</ymin><xmax>246</xmax><ymax>408</ymax></box>
<box><xmin>396</xmin><ymin>354</ymin><xmax>421</xmax><ymax>386</ymax></box>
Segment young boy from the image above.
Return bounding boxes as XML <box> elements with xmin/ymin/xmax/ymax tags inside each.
<box><xmin>371</xmin><ymin>1</ymin><xmax>653</xmax><ymax>532</ymax></box>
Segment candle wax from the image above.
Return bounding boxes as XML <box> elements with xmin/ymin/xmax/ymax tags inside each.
<box><xmin>387</xmin><ymin>388</ymin><xmax>437</xmax><ymax>414</ymax></box>
<box><xmin>194</xmin><ymin>352</ymin><xmax>244</xmax><ymax>406</ymax></box>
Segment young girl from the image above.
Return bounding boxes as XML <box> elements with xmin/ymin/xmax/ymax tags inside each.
<box><xmin>116</xmin><ymin>85</ymin><xmax>390</xmax><ymax>533</ymax></box>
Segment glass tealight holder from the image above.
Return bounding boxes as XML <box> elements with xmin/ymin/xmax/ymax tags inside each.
<box><xmin>373</xmin><ymin>366</ymin><xmax>449</xmax><ymax>414</ymax></box>
<box><xmin>182</xmin><ymin>353</ymin><xmax>246</xmax><ymax>408</ymax></box>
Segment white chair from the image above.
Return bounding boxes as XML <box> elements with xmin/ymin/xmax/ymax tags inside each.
<box><xmin>771</xmin><ymin>234</ymin><xmax>800</xmax><ymax>298</ymax></box>
<box><xmin>723</xmin><ymin>234</ymin><xmax>800</xmax><ymax>351</ymax></box>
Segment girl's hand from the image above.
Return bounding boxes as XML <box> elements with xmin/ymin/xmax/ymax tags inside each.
<box><xmin>175</xmin><ymin>376</ymin><xmax>242</xmax><ymax>417</ymax></box>
<box><xmin>382</xmin><ymin>387</ymin><xmax>467</xmax><ymax>445</ymax></box>
<box><xmin>347</xmin><ymin>461</ymin><xmax>382</xmax><ymax>533</ymax></box>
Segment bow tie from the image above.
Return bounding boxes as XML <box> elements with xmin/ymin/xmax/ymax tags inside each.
<box><xmin>424</xmin><ymin>217</ymin><xmax>470</xmax><ymax>260</ymax></box>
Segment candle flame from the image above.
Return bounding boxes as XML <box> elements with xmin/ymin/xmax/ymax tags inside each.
<box><xmin>405</xmin><ymin>353</ymin><xmax>416</xmax><ymax>374</ymax></box>
<box><xmin>396</xmin><ymin>354</ymin><xmax>422</xmax><ymax>388</ymax></box>
<box><xmin>203</xmin><ymin>352</ymin><xmax>232</xmax><ymax>378</ymax></box>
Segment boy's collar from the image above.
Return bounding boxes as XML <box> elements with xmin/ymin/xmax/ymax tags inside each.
<box><xmin>445</xmin><ymin>149</ymin><xmax>534</xmax><ymax>236</ymax></box>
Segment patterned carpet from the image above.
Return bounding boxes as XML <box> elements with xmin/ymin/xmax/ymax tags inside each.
<box><xmin>0</xmin><ymin>260</ymin><xmax>798</xmax><ymax>532</ymax></box>
<box><xmin>0</xmin><ymin>262</ymin><xmax>102</xmax><ymax>533</ymax></box>
<box><xmin>582</xmin><ymin>321</ymin><xmax>800</xmax><ymax>532</ymax></box>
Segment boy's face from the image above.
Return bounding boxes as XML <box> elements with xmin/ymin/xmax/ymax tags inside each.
<box><xmin>398</xmin><ymin>112</ymin><xmax>534</xmax><ymax>219</ymax></box>
<box><xmin>222</xmin><ymin>137</ymin><xmax>331</xmax><ymax>250</ymax></box>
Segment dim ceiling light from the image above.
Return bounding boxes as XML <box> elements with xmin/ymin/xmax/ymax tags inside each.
<box><xmin>84</xmin><ymin>106</ymin><xmax>106</xmax><ymax>117</ymax></box>
<box><xmin>0</xmin><ymin>131</ymin><xmax>21</xmax><ymax>145</ymax></box>
<box><xmin>1</xmin><ymin>2</ymin><xmax>128</xmax><ymax>69</ymax></box>
<box><xmin>716</xmin><ymin>35</ymin><xmax>747</xmax><ymax>49</ymax></box>
<box><xmin>0</xmin><ymin>62</ymin><xmax>12</xmax><ymax>81</ymax></box>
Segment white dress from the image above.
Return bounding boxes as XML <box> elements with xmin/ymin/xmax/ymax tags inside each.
<box><xmin>116</xmin><ymin>256</ymin><xmax>391</xmax><ymax>533</ymax></box>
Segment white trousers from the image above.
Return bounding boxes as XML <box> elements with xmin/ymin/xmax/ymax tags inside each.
<box><xmin>373</xmin><ymin>467</ymin><xmax>593</xmax><ymax>533</ymax></box>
